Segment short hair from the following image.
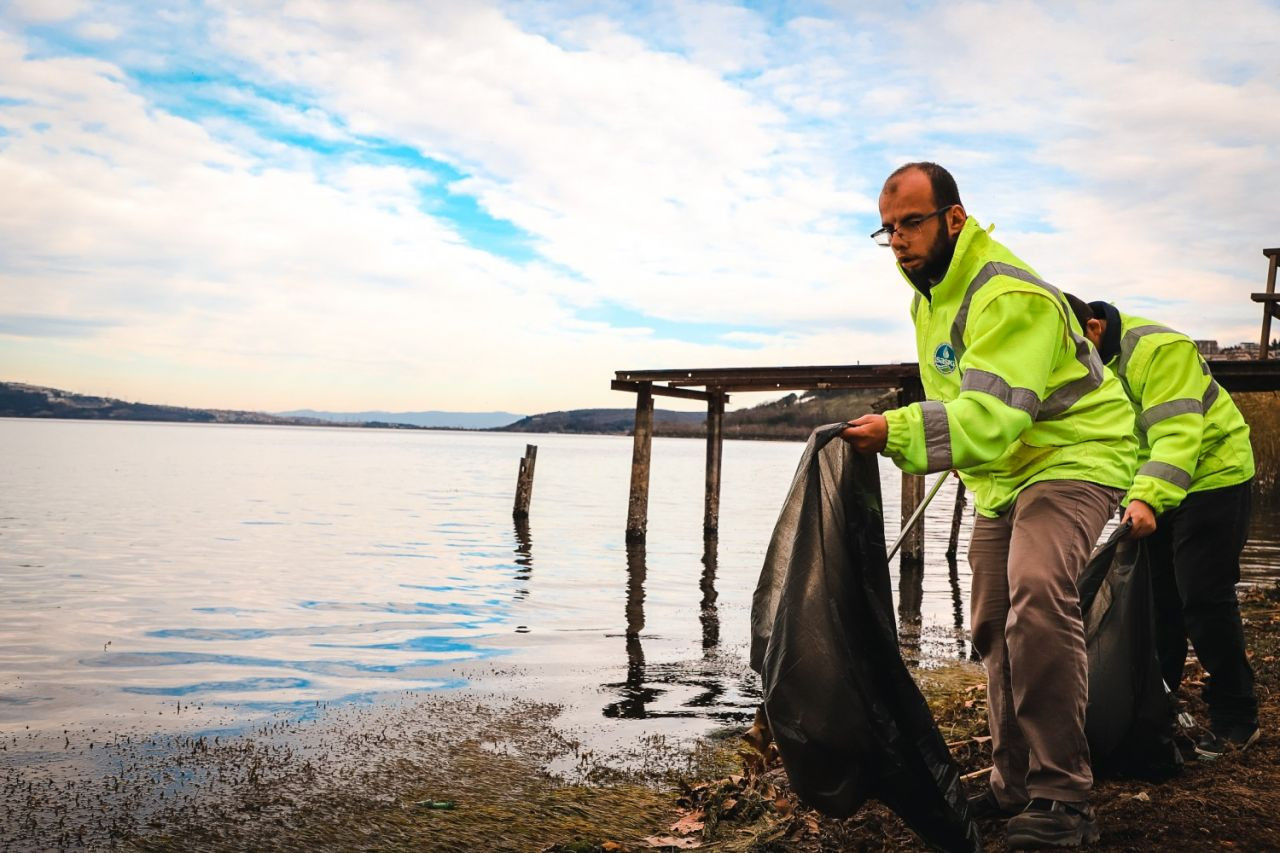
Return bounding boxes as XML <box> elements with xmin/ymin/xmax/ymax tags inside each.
<box><xmin>885</xmin><ymin>162</ymin><xmax>963</xmax><ymax>209</ymax></box>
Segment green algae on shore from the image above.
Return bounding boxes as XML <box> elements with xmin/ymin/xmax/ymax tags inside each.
<box><xmin>13</xmin><ymin>587</ymin><xmax>1280</xmax><ymax>852</ymax></box>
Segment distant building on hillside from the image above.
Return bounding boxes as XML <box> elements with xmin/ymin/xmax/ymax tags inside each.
<box><xmin>1217</xmin><ymin>342</ymin><xmax>1262</xmax><ymax>361</ymax></box>
<box><xmin>1195</xmin><ymin>340</ymin><xmax>1220</xmax><ymax>356</ymax></box>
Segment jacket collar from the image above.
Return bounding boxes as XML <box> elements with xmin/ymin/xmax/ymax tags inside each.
<box><xmin>898</xmin><ymin>216</ymin><xmax>986</xmax><ymax>302</ymax></box>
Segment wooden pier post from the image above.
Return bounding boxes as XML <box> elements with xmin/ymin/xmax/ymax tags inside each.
<box><xmin>513</xmin><ymin>444</ymin><xmax>537</xmax><ymax>519</ymax></box>
<box><xmin>897</xmin><ymin>382</ymin><xmax>927</xmax><ymax>567</ymax></box>
<box><xmin>1256</xmin><ymin>248</ymin><xmax>1280</xmax><ymax>359</ymax></box>
<box><xmin>946</xmin><ymin>478</ymin><xmax>967</xmax><ymax>561</ymax></box>
<box><xmin>703</xmin><ymin>390</ymin><xmax>725</xmax><ymax>536</ymax></box>
<box><xmin>900</xmin><ymin>473</ymin><xmax>926</xmax><ymax>565</ymax></box>
<box><xmin>625</xmin><ymin>383</ymin><xmax>655</xmax><ymax>543</ymax></box>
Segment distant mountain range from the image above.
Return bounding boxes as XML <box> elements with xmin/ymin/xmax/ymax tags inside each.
<box><xmin>1</xmin><ymin>381</ymin><xmax>892</xmax><ymax>440</ymax></box>
<box><xmin>278</xmin><ymin>409</ymin><xmax>525</xmax><ymax>429</ymax></box>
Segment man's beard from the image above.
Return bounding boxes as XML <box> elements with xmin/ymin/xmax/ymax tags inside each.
<box><xmin>905</xmin><ymin>227</ymin><xmax>959</xmax><ymax>293</ymax></box>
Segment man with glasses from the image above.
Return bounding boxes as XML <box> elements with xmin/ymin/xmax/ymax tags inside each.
<box><xmin>843</xmin><ymin>162</ymin><xmax>1138</xmax><ymax>849</ymax></box>
<box><xmin>1075</xmin><ymin>299</ymin><xmax>1258</xmax><ymax>760</ymax></box>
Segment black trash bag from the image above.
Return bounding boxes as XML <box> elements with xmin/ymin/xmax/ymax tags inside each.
<box><xmin>1080</xmin><ymin>526</ymin><xmax>1183</xmax><ymax>780</ymax></box>
<box><xmin>750</xmin><ymin>424</ymin><xmax>980</xmax><ymax>853</ymax></box>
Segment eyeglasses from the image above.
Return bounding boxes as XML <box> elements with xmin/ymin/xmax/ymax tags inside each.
<box><xmin>870</xmin><ymin>206</ymin><xmax>954</xmax><ymax>246</ymax></box>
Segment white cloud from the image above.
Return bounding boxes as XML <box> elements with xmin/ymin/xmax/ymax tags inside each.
<box><xmin>208</xmin><ymin>1</ymin><xmax>884</xmax><ymax>326</ymax></box>
<box><xmin>0</xmin><ymin>12</ymin><xmax>894</xmax><ymax>412</ymax></box>
<box><xmin>76</xmin><ymin>20</ymin><xmax>121</xmax><ymax>40</ymax></box>
<box><xmin>1</xmin><ymin>0</ymin><xmax>1277</xmax><ymax>413</ymax></box>
<box><xmin>816</xmin><ymin>0</ymin><xmax>1280</xmax><ymax>341</ymax></box>
<box><xmin>5</xmin><ymin>0</ymin><xmax>85</xmax><ymax>23</ymax></box>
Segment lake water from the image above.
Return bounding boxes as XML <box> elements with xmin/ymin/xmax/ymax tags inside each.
<box><xmin>2</xmin><ymin>418</ymin><xmax>1276</xmax><ymax>749</ymax></box>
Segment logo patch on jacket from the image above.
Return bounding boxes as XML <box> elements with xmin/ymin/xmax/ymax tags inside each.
<box><xmin>933</xmin><ymin>342</ymin><xmax>957</xmax><ymax>374</ymax></box>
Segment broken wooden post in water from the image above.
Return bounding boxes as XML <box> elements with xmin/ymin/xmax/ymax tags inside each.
<box><xmin>513</xmin><ymin>444</ymin><xmax>537</xmax><ymax>520</ymax></box>
<box><xmin>946</xmin><ymin>479</ymin><xmax>967</xmax><ymax>561</ymax></box>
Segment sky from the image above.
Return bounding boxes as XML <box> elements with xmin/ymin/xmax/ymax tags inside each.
<box><xmin>2</xmin><ymin>0</ymin><xmax>1278</xmax><ymax>414</ymax></box>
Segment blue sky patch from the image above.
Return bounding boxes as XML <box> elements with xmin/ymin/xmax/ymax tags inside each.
<box><xmin>127</xmin><ymin>64</ymin><xmax>543</xmax><ymax>264</ymax></box>
<box><xmin>417</xmin><ymin>183</ymin><xmax>540</xmax><ymax>263</ymax></box>
<box><xmin>577</xmin><ymin>301</ymin><xmax>777</xmax><ymax>347</ymax></box>
<box><xmin>0</xmin><ymin>314</ymin><xmax>114</xmax><ymax>339</ymax></box>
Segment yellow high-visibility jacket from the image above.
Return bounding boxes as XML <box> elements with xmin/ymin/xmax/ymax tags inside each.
<box><xmin>1102</xmin><ymin>309</ymin><xmax>1254</xmax><ymax>514</ymax></box>
<box><xmin>883</xmin><ymin>217</ymin><xmax>1137</xmax><ymax>516</ymax></box>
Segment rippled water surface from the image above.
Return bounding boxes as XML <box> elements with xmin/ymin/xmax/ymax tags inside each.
<box><xmin>1</xmin><ymin>418</ymin><xmax>1275</xmax><ymax>743</ymax></box>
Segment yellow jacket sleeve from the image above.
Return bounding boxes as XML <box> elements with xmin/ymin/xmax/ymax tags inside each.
<box><xmin>884</xmin><ymin>291</ymin><xmax>1059</xmax><ymax>474</ymax></box>
<box><xmin>1124</xmin><ymin>339</ymin><xmax>1206</xmax><ymax>513</ymax></box>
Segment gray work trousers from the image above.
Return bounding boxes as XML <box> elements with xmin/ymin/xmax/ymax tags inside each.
<box><xmin>968</xmin><ymin>479</ymin><xmax>1121</xmax><ymax>807</ymax></box>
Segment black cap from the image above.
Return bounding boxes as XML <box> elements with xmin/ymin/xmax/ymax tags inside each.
<box><xmin>1087</xmin><ymin>300</ymin><xmax>1122</xmax><ymax>365</ymax></box>
<box><xmin>1064</xmin><ymin>293</ymin><xmax>1092</xmax><ymax>330</ymax></box>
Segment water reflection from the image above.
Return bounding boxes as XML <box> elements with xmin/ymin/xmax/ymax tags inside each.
<box><xmin>945</xmin><ymin>482</ymin><xmax>968</xmax><ymax>561</ymax></box>
<box><xmin>513</xmin><ymin>517</ymin><xmax>533</xmax><ymax>601</ymax></box>
<box><xmin>1242</xmin><ymin>496</ymin><xmax>1280</xmax><ymax>585</ymax></box>
<box><xmin>602</xmin><ymin>540</ymin><xmax>748</xmax><ymax>721</ymax></box>
<box><xmin>700</xmin><ymin>535</ymin><xmax>720</xmax><ymax>652</ymax></box>
<box><xmin>603</xmin><ymin>542</ymin><xmax>659</xmax><ymax>719</ymax></box>
<box><xmin>948</xmin><ymin>557</ymin><xmax>974</xmax><ymax>660</ymax></box>
<box><xmin>898</xmin><ymin>555</ymin><xmax>924</xmax><ymax>664</ymax></box>
<box><xmin>943</xmin><ymin>481</ymin><xmax>972</xmax><ymax>659</ymax></box>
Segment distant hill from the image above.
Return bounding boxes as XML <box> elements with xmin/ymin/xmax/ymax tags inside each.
<box><xmin>0</xmin><ymin>382</ymin><xmax>525</xmax><ymax>431</ymax></box>
<box><xmin>279</xmin><ymin>409</ymin><xmax>525</xmax><ymax>429</ymax></box>
<box><xmin>501</xmin><ymin>389</ymin><xmax>895</xmax><ymax>440</ymax></box>
<box><xmin>1</xmin><ymin>381</ymin><xmax>895</xmax><ymax>440</ymax></box>
<box><xmin>0</xmin><ymin>381</ymin><xmax>327</xmax><ymax>426</ymax></box>
<box><xmin>502</xmin><ymin>408</ymin><xmax>706</xmax><ymax>434</ymax></box>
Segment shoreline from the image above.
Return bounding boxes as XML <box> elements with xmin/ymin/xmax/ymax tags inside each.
<box><xmin>7</xmin><ymin>587</ymin><xmax>1277</xmax><ymax>851</ymax></box>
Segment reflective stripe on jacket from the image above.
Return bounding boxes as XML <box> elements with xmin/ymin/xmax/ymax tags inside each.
<box><xmin>883</xmin><ymin>217</ymin><xmax>1137</xmax><ymax>516</ymax></box>
<box><xmin>1106</xmin><ymin>310</ymin><xmax>1254</xmax><ymax>513</ymax></box>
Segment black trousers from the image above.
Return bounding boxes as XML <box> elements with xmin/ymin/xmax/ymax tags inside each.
<box><xmin>1147</xmin><ymin>480</ymin><xmax>1258</xmax><ymax>729</ymax></box>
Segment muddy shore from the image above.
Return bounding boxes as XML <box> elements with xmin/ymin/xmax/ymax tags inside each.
<box><xmin>6</xmin><ymin>586</ymin><xmax>1279</xmax><ymax>851</ymax></box>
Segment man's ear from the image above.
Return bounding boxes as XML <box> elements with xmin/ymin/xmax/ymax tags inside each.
<box><xmin>1084</xmin><ymin>317</ymin><xmax>1105</xmax><ymax>347</ymax></box>
<box><xmin>945</xmin><ymin>204</ymin><xmax>966</xmax><ymax>238</ymax></box>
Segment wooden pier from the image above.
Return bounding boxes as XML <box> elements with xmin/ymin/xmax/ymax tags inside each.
<box><xmin>612</xmin><ymin>354</ymin><xmax>1280</xmax><ymax>557</ymax></box>
<box><xmin>611</xmin><ymin>364</ymin><xmax>927</xmax><ymax>553</ymax></box>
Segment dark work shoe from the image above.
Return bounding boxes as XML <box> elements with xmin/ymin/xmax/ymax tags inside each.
<box><xmin>1195</xmin><ymin>724</ymin><xmax>1260</xmax><ymax>761</ymax></box>
<box><xmin>968</xmin><ymin>787</ymin><xmax>1025</xmax><ymax>820</ymax></box>
<box><xmin>1006</xmin><ymin>798</ymin><xmax>1100</xmax><ymax>849</ymax></box>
